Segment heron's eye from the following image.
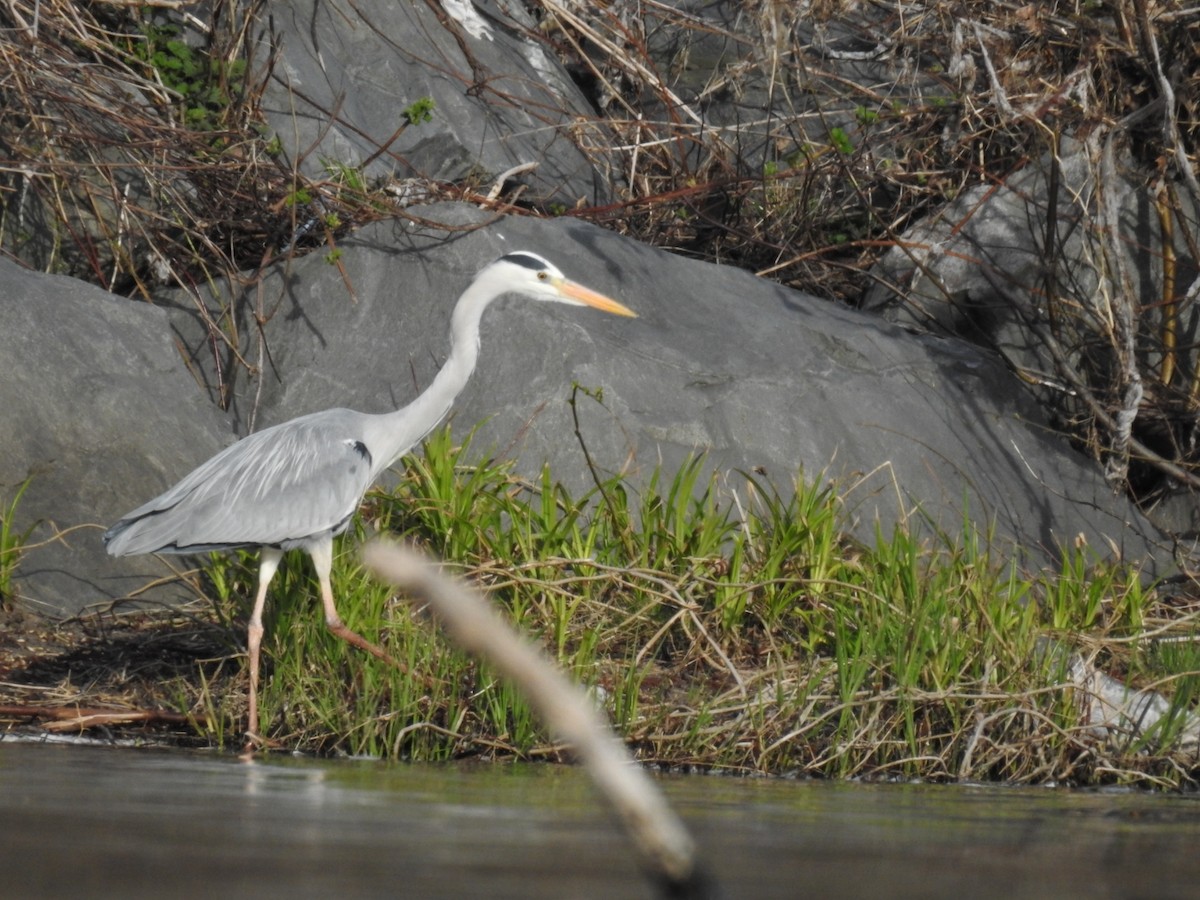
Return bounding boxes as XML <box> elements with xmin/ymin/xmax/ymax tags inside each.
<box><xmin>537</xmin><ymin>271</ymin><xmax>547</xmax><ymax>280</ymax></box>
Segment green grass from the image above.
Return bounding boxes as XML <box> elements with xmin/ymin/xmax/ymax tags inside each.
<box><xmin>194</xmin><ymin>426</ymin><xmax>1199</xmax><ymax>786</ymax></box>
<box><xmin>0</xmin><ymin>476</ymin><xmax>35</xmax><ymax>608</ymax></box>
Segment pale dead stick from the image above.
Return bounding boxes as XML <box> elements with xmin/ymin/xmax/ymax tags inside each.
<box><xmin>361</xmin><ymin>540</ymin><xmax>714</xmax><ymax>898</ymax></box>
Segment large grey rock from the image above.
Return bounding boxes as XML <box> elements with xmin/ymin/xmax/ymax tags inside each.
<box><xmin>862</xmin><ymin>144</ymin><xmax>1200</xmax><ymax>366</ymax></box>
<box><xmin>863</xmin><ymin>143</ymin><xmax>1200</xmax><ymax>534</ymax></box>
<box><xmin>259</xmin><ymin>0</ymin><xmax>605</xmax><ymax>205</ymax></box>
<box><xmin>162</xmin><ymin>204</ymin><xmax>1167</xmax><ymax>577</ymax></box>
<box><xmin>0</xmin><ymin>259</ymin><xmax>230</xmax><ymax>617</ymax></box>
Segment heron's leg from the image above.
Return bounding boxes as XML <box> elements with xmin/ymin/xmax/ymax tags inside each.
<box><xmin>246</xmin><ymin>546</ymin><xmax>284</xmax><ymax>745</ymax></box>
<box><xmin>308</xmin><ymin>539</ymin><xmax>398</xmax><ymax>666</ymax></box>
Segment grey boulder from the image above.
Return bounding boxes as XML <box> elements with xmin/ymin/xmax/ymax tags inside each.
<box><xmin>259</xmin><ymin>0</ymin><xmax>605</xmax><ymax>205</ymax></box>
<box><xmin>0</xmin><ymin>259</ymin><xmax>229</xmax><ymax>617</ymax></box>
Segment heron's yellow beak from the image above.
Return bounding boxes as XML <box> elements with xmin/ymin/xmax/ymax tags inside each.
<box><xmin>558</xmin><ymin>279</ymin><xmax>638</xmax><ymax>317</ymax></box>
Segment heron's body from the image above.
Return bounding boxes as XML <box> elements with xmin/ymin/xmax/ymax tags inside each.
<box><xmin>105</xmin><ymin>411</ymin><xmax>373</xmax><ymax>555</ymax></box>
<box><xmin>104</xmin><ymin>251</ymin><xmax>635</xmax><ymax>744</ymax></box>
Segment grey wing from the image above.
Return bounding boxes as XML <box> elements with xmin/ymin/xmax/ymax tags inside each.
<box><xmin>104</xmin><ymin>411</ymin><xmax>377</xmax><ymax>556</ymax></box>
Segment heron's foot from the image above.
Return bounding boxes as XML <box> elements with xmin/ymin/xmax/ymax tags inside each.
<box><xmin>240</xmin><ymin>728</ymin><xmax>282</xmax><ymax>756</ymax></box>
<box><xmin>328</xmin><ymin>621</ymin><xmax>408</xmax><ymax>670</ymax></box>
<box><xmin>241</xmin><ymin>730</ymin><xmax>264</xmax><ymax>756</ymax></box>
<box><xmin>325</xmin><ymin>619</ymin><xmax>442</xmax><ymax>691</ymax></box>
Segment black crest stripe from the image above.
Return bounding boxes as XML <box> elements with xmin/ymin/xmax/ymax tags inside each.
<box><xmin>500</xmin><ymin>252</ymin><xmax>546</xmax><ymax>271</ymax></box>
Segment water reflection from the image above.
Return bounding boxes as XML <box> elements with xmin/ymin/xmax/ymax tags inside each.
<box><xmin>1</xmin><ymin>738</ymin><xmax>1197</xmax><ymax>898</ymax></box>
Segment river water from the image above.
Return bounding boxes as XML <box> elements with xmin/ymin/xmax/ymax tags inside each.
<box><xmin>1</xmin><ymin>737</ymin><xmax>1197</xmax><ymax>898</ymax></box>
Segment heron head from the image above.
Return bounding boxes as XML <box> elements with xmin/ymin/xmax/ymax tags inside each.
<box><xmin>490</xmin><ymin>251</ymin><xmax>637</xmax><ymax>317</ymax></box>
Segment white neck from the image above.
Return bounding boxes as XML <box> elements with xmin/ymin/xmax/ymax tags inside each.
<box><xmin>363</xmin><ymin>272</ymin><xmax>500</xmax><ymax>474</ymax></box>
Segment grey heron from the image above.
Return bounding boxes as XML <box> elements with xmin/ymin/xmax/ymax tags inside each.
<box><xmin>104</xmin><ymin>251</ymin><xmax>636</xmax><ymax>744</ymax></box>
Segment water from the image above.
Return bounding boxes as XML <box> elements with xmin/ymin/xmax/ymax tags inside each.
<box><xmin>1</xmin><ymin>737</ymin><xmax>1197</xmax><ymax>899</ymax></box>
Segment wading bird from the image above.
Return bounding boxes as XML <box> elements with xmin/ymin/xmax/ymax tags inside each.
<box><xmin>104</xmin><ymin>251</ymin><xmax>636</xmax><ymax>743</ymax></box>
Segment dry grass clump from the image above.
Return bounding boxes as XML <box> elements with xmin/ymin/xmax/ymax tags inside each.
<box><xmin>0</xmin><ymin>3</ymin><xmax>441</xmax><ymax>303</ymax></box>
<box><xmin>0</xmin><ymin>0</ymin><xmax>279</xmax><ymax>292</ymax></box>
<box><xmin>542</xmin><ymin>1</ymin><xmax>1199</xmax><ymax>294</ymax></box>
<box><xmin>10</xmin><ymin>2</ymin><xmax>1194</xmax><ymax>302</ymax></box>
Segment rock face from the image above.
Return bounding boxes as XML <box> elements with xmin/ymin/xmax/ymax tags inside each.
<box><xmin>0</xmin><ymin>259</ymin><xmax>229</xmax><ymax>616</ymax></box>
<box><xmin>864</xmin><ymin>144</ymin><xmax>1200</xmax><ymax>376</ymax></box>
<box><xmin>259</xmin><ymin>0</ymin><xmax>606</xmax><ymax>205</ymax></box>
<box><xmin>2</xmin><ymin>205</ymin><xmax>1167</xmax><ymax>617</ymax></box>
<box><xmin>863</xmin><ymin>142</ymin><xmax>1200</xmax><ymax>534</ymax></box>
